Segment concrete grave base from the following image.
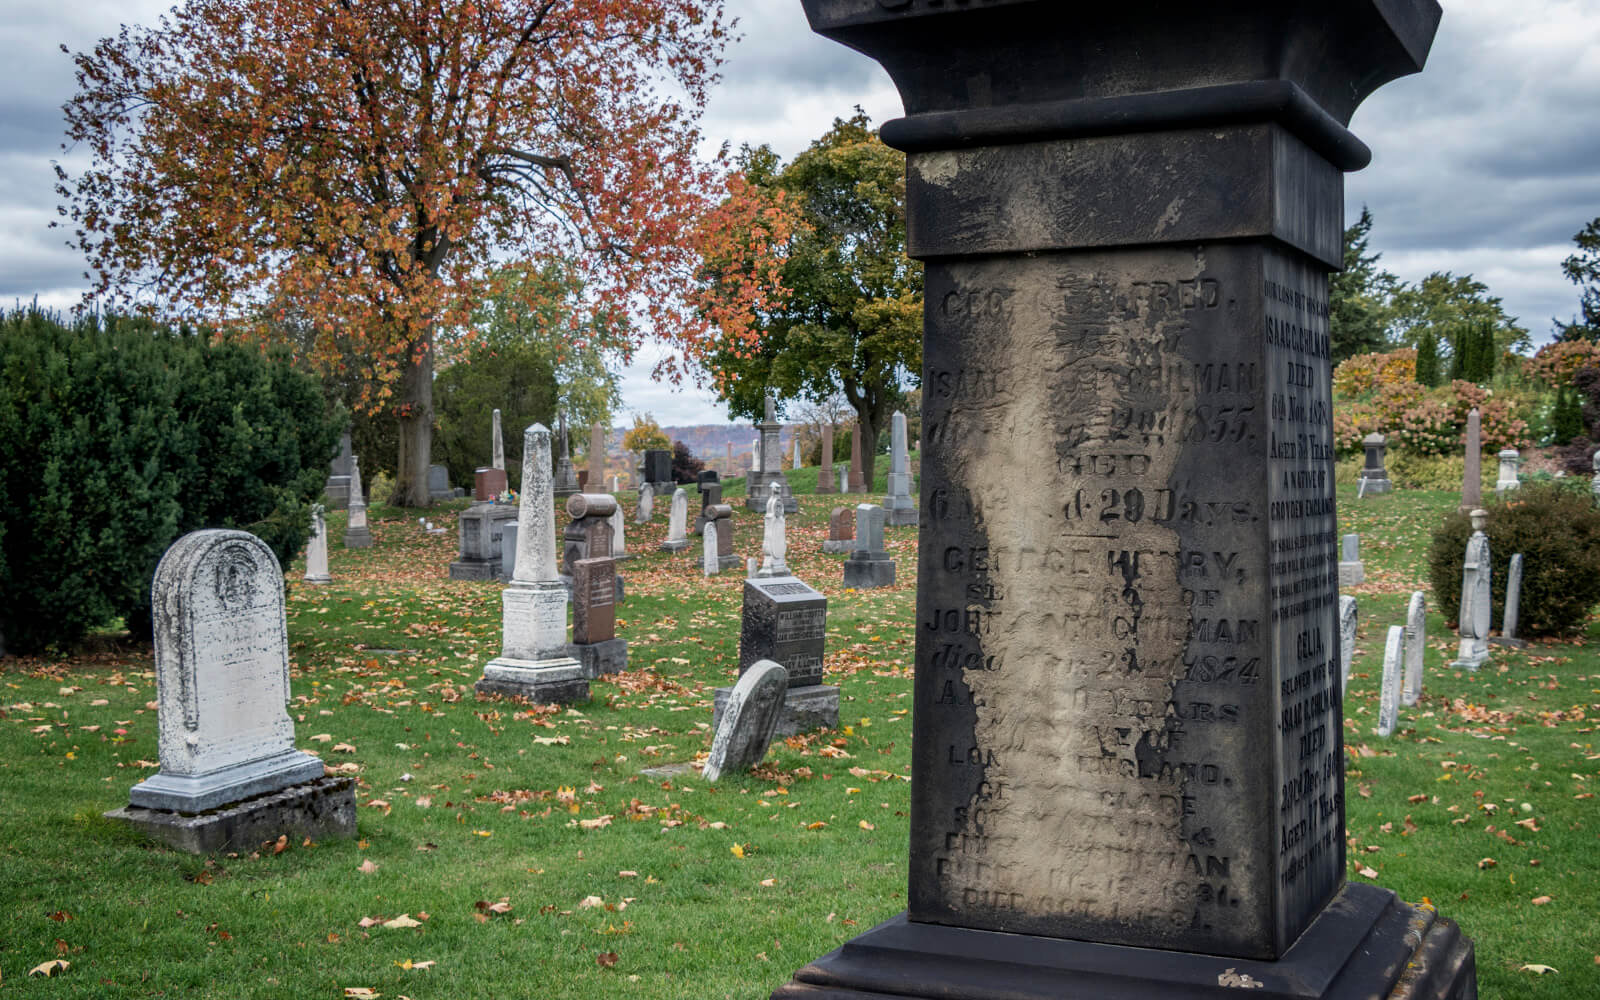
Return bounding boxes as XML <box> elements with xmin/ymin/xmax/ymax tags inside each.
<box><xmin>448</xmin><ymin>558</ymin><xmax>503</xmax><ymax>580</ymax></box>
<box><xmin>716</xmin><ymin>554</ymin><xmax>743</xmax><ymax>572</ymax></box>
<box><xmin>129</xmin><ymin>748</ymin><xmax>327</xmax><ymax>813</ymax></box>
<box><xmin>843</xmin><ymin>553</ymin><xmax>895</xmax><ymax>589</ymax></box>
<box><xmin>106</xmin><ymin>776</ymin><xmax>356</xmax><ymax>855</ymax></box>
<box><xmin>343</xmin><ymin>525</ymin><xmax>372</xmax><ymax>549</ymax></box>
<box><xmin>771</xmin><ymin>884</ymin><xmax>1475</xmax><ymax>1000</ymax></box>
<box><xmin>713</xmin><ymin>684</ymin><xmax>838</xmax><ymax>737</ymax></box>
<box><xmin>639</xmin><ymin>761</ymin><xmax>700</xmax><ymax>780</ymax></box>
<box><xmin>1338</xmin><ymin>561</ymin><xmax>1365</xmax><ymax>586</ymax></box>
<box><xmin>1488</xmin><ymin>636</ymin><xmax>1529</xmax><ymax>649</ymax></box>
<box><xmin>475</xmin><ymin>659</ymin><xmax>589</xmax><ymax>704</ymax></box>
<box><xmin>659</xmin><ymin>539</ymin><xmax>691</xmax><ymax>552</ymax></box>
<box><xmin>1360</xmin><ymin>477</ymin><xmax>1394</xmax><ymax>494</ymax></box>
<box><xmin>885</xmin><ymin>503</ymin><xmax>918</xmax><ymax>527</ymax></box>
<box><xmin>570</xmin><ymin>638</ymin><xmax>628</xmax><ymax>678</ymax></box>
<box><xmin>821</xmin><ymin>540</ymin><xmax>853</xmax><ymax>554</ymax></box>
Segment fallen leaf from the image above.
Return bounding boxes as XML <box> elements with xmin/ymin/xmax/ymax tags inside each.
<box><xmin>1519</xmin><ymin>964</ymin><xmax>1558</xmax><ymax>975</ymax></box>
<box><xmin>272</xmin><ymin>835</ymin><xmax>288</xmax><ymax>855</ymax></box>
<box><xmin>382</xmin><ymin>914</ymin><xmax>422</xmax><ymax>929</ymax></box>
<box><xmin>579</xmin><ymin>815</ymin><xmax>613</xmax><ymax>830</ymax></box>
<box><xmin>342</xmin><ymin>989</ymin><xmax>379</xmax><ymax>998</ymax></box>
<box><xmin>1532</xmin><ymin>896</ymin><xmax>1552</xmax><ymax>906</ymax></box>
<box><xmin>309</xmin><ymin>734</ymin><xmax>333</xmax><ymax>743</ymax></box>
<box><xmin>858</xmin><ymin>820</ymin><xmax>875</xmax><ymax>831</ymax></box>
<box><xmin>596</xmin><ymin>951</ymin><xmax>619</xmax><ymax>968</ymax></box>
<box><xmin>358</xmin><ymin>859</ymin><xmax>379</xmax><ymax>874</ymax></box>
<box><xmin>395</xmin><ymin>959</ymin><xmax>436</xmax><ymax>970</ymax></box>
<box><xmin>1478</xmin><ymin>858</ymin><xmax>1496</xmax><ymax>869</ymax></box>
<box><xmin>759</xmin><ymin>878</ymin><xmax>777</xmax><ymax>887</ymax></box>
<box><xmin>730</xmin><ymin>844</ymin><xmax>745</xmax><ymax>858</ymax></box>
<box><xmin>332</xmin><ymin>743</ymin><xmax>357</xmax><ymax>753</ymax></box>
<box><xmin>1357</xmin><ymin>866</ymin><xmax>1379</xmax><ymax>879</ymax></box>
<box><xmin>29</xmin><ymin>960</ymin><xmax>70</xmax><ymax>977</ymax></box>
<box><xmin>806</xmin><ymin>821</ymin><xmax>827</xmax><ymax>831</ymax></box>
<box><xmin>579</xmin><ymin>895</ymin><xmax>605</xmax><ymax>909</ymax></box>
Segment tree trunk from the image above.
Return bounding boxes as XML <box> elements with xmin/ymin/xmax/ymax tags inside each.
<box><xmin>855</xmin><ymin>406</ymin><xmax>879</xmax><ymax>494</ymax></box>
<box><xmin>393</xmin><ymin>335</ymin><xmax>435</xmax><ymax>507</ymax></box>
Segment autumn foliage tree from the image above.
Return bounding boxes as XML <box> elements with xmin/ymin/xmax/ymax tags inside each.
<box><xmin>58</xmin><ymin>0</ymin><xmax>733</xmax><ymax>505</ymax></box>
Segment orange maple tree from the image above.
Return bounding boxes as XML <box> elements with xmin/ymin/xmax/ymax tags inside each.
<box><xmin>57</xmin><ymin>0</ymin><xmax>740</xmax><ymax>505</ymax></box>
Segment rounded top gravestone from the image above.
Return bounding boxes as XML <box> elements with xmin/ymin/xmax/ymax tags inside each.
<box><xmin>702</xmin><ymin>659</ymin><xmax>789</xmax><ymax>782</ymax></box>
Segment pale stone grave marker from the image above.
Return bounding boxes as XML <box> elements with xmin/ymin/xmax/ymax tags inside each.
<box><xmin>1452</xmin><ymin>508</ymin><xmax>1491</xmax><ymax>670</ymax></box>
<box><xmin>344</xmin><ymin>456</ymin><xmax>371</xmax><ymax>548</ymax></box>
<box><xmin>1402</xmin><ymin>591</ymin><xmax>1426</xmax><ymax>706</ymax></box>
<box><xmin>1491</xmin><ymin>552</ymin><xmax>1527</xmax><ymax>648</ymax></box>
<box><xmin>1378</xmin><ymin>625</ymin><xmax>1404</xmax><ymax>737</ymax></box>
<box><xmin>107</xmin><ymin>529</ymin><xmax>353</xmax><ymax>852</ymax></box>
<box><xmin>756</xmin><ymin>481</ymin><xmax>790</xmax><ymax>577</ymax></box>
<box><xmin>1340</xmin><ymin>595</ymin><xmax>1358</xmax><ymax>695</ymax></box>
<box><xmin>1337</xmin><ymin>533</ymin><xmax>1363</xmax><ymax>586</ymax></box>
<box><xmin>1495</xmin><ymin>449</ymin><xmax>1520</xmax><ymax>495</ymax></box>
<box><xmin>702</xmin><ymin>659</ymin><xmax>789</xmax><ymax>782</ymax></box>
<box><xmin>303</xmin><ymin>505</ymin><xmax>331</xmax><ymax>584</ymax></box>
<box><xmin>843</xmin><ymin>504</ymin><xmax>894</xmax><ymax>589</ymax></box>
<box><xmin>636</xmin><ymin>483</ymin><xmax>655</xmax><ymax>524</ymax></box>
<box><xmin>884</xmin><ymin>410</ymin><xmax>918</xmax><ymax>525</ymax></box>
<box><xmin>660</xmin><ymin>487</ymin><xmax>690</xmax><ymax>552</ymax></box>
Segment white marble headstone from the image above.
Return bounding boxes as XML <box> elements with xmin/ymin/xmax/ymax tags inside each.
<box><xmin>1377</xmin><ymin>625</ymin><xmax>1404</xmax><ymax>738</ymax></box>
<box><xmin>610</xmin><ymin>504</ymin><xmax>626</xmax><ymax>557</ymax></box>
<box><xmin>132</xmin><ymin>530</ymin><xmax>323</xmax><ymax>812</ymax></box>
<box><xmin>636</xmin><ymin>483</ymin><xmax>655</xmax><ymax>523</ymax></box>
<box><xmin>703</xmin><ymin>526</ymin><xmax>719</xmax><ymax>577</ymax></box>
<box><xmin>667</xmin><ymin>489</ymin><xmax>688</xmax><ymax>543</ymax></box>
<box><xmin>1452</xmin><ymin>511</ymin><xmax>1491</xmax><ymax>670</ymax></box>
<box><xmin>1338</xmin><ymin>595</ymin><xmax>1357</xmax><ymax>695</ymax></box>
<box><xmin>1402</xmin><ymin>591</ymin><xmax>1425</xmax><ymax>706</ymax></box>
<box><xmin>304</xmin><ymin>505</ymin><xmax>331</xmax><ymax>584</ymax></box>
<box><xmin>702</xmin><ymin>659</ymin><xmax>789</xmax><ymax>782</ymax></box>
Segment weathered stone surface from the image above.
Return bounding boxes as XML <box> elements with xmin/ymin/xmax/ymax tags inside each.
<box><xmin>660</xmin><ymin>487</ymin><xmax>690</xmax><ymax>552</ymax></box>
<box><xmin>703</xmin><ymin>524</ymin><xmax>720</xmax><ymax>576</ymax></box>
<box><xmin>1340</xmin><ymin>595</ymin><xmax>1359</xmax><ymax>696</ymax></box>
<box><xmin>636</xmin><ymin>483</ymin><xmax>654</xmax><ymax>523</ymax></box>
<box><xmin>1378</xmin><ymin>625</ymin><xmax>1404</xmax><ymax>738</ymax></box>
<box><xmin>885</xmin><ymin>410</ymin><xmax>918</xmax><ymax>526</ymax></box>
<box><xmin>819</xmin><ymin>422</ymin><xmax>836</xmax><ymax>493</ymax></box>
<box><xmin>428</xmin><ymin>463</ymin><xmax>456</xmax><ymax>501</ymax></box>
<box><xmin>712</xmin><ymin>681</ymin><xmax>839</xmax><ymax>738</ymax></box>
<box><xmin>570</xmin><ymin>638</ymin><xmax>628</xmax><ymax>679</ymax></box>
<box><xmin>449</xmin><ymin>502</ymin><xmax>519</xmax><ymax>580</ymax></box>
<box><xmin>499</xmin><ymin>522</ymin><xmax>518</xmax><ymax>582</ymax></box>
<box><xmin>134</xmin><ymin>530</ymin><xmax>325</xmax><ymax>813</ymax></box>
<box><xmin>1402</xmin><ymin>591</ymin><xmax>1426</xmax><ymax>706</ymax></box>
<box><xmin>1359</xmin><ymin>433</ymin><xmax>1391</xmax><ymax>495</ymax></box>
<box><xmin>1338</xmin><ymin>533</ymin><xmax>1364</xmax><ymax>586</ymax></box>
<box><xmin>479</xmin><ymin>423</ymin><xmax>585</xmax><ymax>704</ymax></box>
<box><xmin>739</xmin><ymin>575</ymin><xmax>827</xmax><ymax>688</ymax></box>
<box><xmin>1460</xmin><ymin>409</ymin><xmax>1482</xmax><ymax>513</ymax></box>
<box><xmin>823</xmin><ymin>505</ymin><xmax>855</xmax><ymax>553</ymax></box>
<box><xmin>323</xmin><ymin>430</ymin><xmax>353</xmax><ymax>508</ymax></box>
<box><xmin>609</xmin><ymin>504</ymin><xmax>627</xmax><ymax>559</ymax></box>
<box><xmin>492</xmin><ymin>408</ymin><xmax>504</xmax><ymax>470</ymax></box>
<box><xmin>708</xmin><ymin>503</ymin><xmax>741</xmax><ymax>571</ymax></box>
<box><xmin>702</xmin><ymin>659</ymin><xmax>789</xmax><ymax>782</ymax></box>
<box><xmin>1452</xmin><ymin>509</ymin><xmax>1491</xmax><ymax>670</ymax></box>
<box><xmin>573</xmin><ymin>557</ymin><xmax>617</xmax><ymax>645</ymax></box>
<box><xmin>562</xmin><ymin>493</ymin><xmax>616</xmax><ymax>577</ymax></box>
<box><xmin>108</xmin><ymin>776</ymin><xmax>356</xmax><ymax>855</ymax></box>
<box><xmin>303</xmin><ymin>506</ymin><xmax>331</xmax><ymax>584</ymax></box>
<box><xmin>695</xmin><ymin>481</ymin><xmax>723</xmax><ymax>535</ymax></box>
<box><xmin>589</xmin><ymin>422</ymin><xmax>607</xmax><ymax>495</ymax></box>
<box><xmin>344</xmin><ymin>456</ymin><xmax>372</xmax><ymax>548</ymax></box>
<box><xmin>642</xmin><ymin>449</ymin><xmax>673</xmax><ymax>490</ymax></box>
<box><xmin>474</xmin><ymin>466</ymin><xmax>508</xmax><ymax>502</ymax></box>
<box><xmin>843</xmin><ymin>504</ymin><xmax>895</xmax><ymax>589</ymax></box>
<box><xmin>747</xmin><ymin>395</ymin><xmax>799</xmax><ymax>513</ymax></box>
<box><xmin>756</xmin><ymin>481</ymin><xmax>790</xmax><ymax>577</ymax></box>
<box><xmin>1491</xmin><ymin>552</ymin><xmax>1528</xmax><ymax>649</ymax></box>
<box><xmin>774</xmin><ymin>1</ymin><xmax>1473</xmax><ymax>993</ymax></box>
<box><xmin>553</xmin><ymin>414</ymin><xmax>580</xmax><ymax>498</ymax></box>
<box><xmin>1494</xmin><ymin>450</ymin><xmax>1520</xmax><ymax>495</ymax></box>
<box><xmin>848</xmin><ymin>424</ymin><xmax>866</xmax><ymax>494</ymax></box>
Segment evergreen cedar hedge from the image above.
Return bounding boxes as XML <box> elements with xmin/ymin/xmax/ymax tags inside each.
<box><xmin>1427</xmin><ymin>483</ymin><xmax>1600</xmax><ymax>639</ymax></box>
<box><xmin>0</xmin><ymin>310</ymin><xmax>343</xmax><ymax>654</ymax></box>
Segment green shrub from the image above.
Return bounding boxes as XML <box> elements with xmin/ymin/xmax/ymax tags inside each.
<box><xmin>0</xmin><ymin>309</ymin><xmax>342</xmax><ymax>654</ymax></box>
<box><xmin>1426</xmin><ymin>482</ymin><xmax>1600</xmax><ymax>637</ymax></box>
<box><xmin>1384</xmin><ymin>452</ymin><xmax>1492</xmax><ymax>492</ymax></box>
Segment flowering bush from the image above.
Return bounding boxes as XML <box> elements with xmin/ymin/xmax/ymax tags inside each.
<box><xmin>1478</xmin><ymin>396</ymin><xmax>1532</xmax><ymax>453</ymax></box>
<box><xmin>1332</xmin><ymin>348</ymin><xmax>1417</xmax><ymax>397</ymax></box>
<box><xmin>1371</xmin><ymin>381</ymin><xmax>1426</xmax><ymax>426</ymax></box>
<box><xmin>1445</xmin><ymin>380</ymin><xmax>1489</xmax><ymax>420</ymax></box>
<box><xmin>1332</xmin><ymin>402</ymin><xmax>1382</xmax><ymax>455</ymax></box>
<box><xmin>1522</xmin><ymin>340</ymin><xmax>1600</xmax><ymax>387</ymax></box>
<box><xmin>1388</xmin><ymin>397</ymin><xmax>1458</xmax><ymax>455</ymax></box>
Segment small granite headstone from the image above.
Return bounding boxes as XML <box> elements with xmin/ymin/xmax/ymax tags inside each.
<box><xmin>1337</xmin><ymin>533</ymin><xmax>1364</xmax><ymax>586</ymax></box>
<box><xmin>561</xmin><ymin>493</ymin><xmax>616</xmax><ymax>578</ymax></box>
<box><xmin>1377</xmin><ymin>625</ymin><xmax>1404</xmax><ymax>738</ymax></box>
<box><xmin>1402</xmin><ymin>591</ymin><xmax>1426</xmax><ymax>706</ymax></box>
<box><xmin>343</xmin><ymin>456</ymin><xmax>372</xmax><ymax>549</ymax></box>
<box><xmin>642</xmin><ymin>449</ymin><xmax>674</xmax><ymax>491</ymax></box>
<box><xmin>427</xmin><ymin>463</ymin><xmax>455</xmax><ymax>502</ymax></box>
<box><xmin>707</xmin><ymin>503</ymin><xmax>740</xmax><ymax>572</ymax></box>
<box><xmin>720</xmin><ymin>574</ymin><xmax>837</xmax><ymax>735</ymax></box>
<box><xmin>474</xmin><ymin>466</ymin><xmax>508</xmax><ymax>501</ymax></box>
<box><xmin>449</xmin><ymin>501</ymin><xmax>518</xmax><ymax>580</ymax></box>
<box><xmin>1358</xmin><ymin>432</ymin><xmax>1391</xmax><ymax>495</ymax></box>
<box><xmin>323</xmin><ymin>430</ymin><xmax>353</xmax><ymax>508</ymax></box>
<box><xmin>1452</xmin><ymin>508</ymin><xmax>1491</xmax><ymax>670</ymax></box>
<box><xmin>836</xmin><ymin>466</ymin><xmax>848</xmax><ymax>493</ymax></box>
<box><xmin>1339</xmin><ymin>595</ymin><xmax>1358</xmax><ymax>695</ymax></box>
<box><xmin>636</xmin><ymin>483</ymin><xmax>655</xmax><ymax>524</ymax></box>
<box><xmin>499</xmin><ymin>522</ymin><xmax>519</xmax><ymax>582</ymax></box>
<box><xmin>843</xmin><ymin>504</ymin><xmax>894</xmax><ymax>589</ymax></box>
<box><xmin>1495</xmin><ymin>449</ymin><xmax>1520</xmax><ymax>495</ymax></box>
<box><xmin>1492</xmin><ymin>552</ymin><xmax>1528</xmax><ymax>648</ymax></box>
<box><xmin>304</xmin><ymin>505</ymin><xmax>331</xmax><ymax>584</ymax></box>
<box><xmin>660</xmin><ymin>487</ymin><xmax>690</xmax><ymax>552</ymax></box>
<box><xmin>702</xmin><ymin>659</ymin><xmax>789</xmax><ymax>782</ymax></box>
<box><xmin>822</xmin><ymin>506</ymin><xmax>855</xmax><ymax>553</ymax></box>
<box><xmin>695</xmin><ymin>481</ymin><xmax>723</xmax><ymax>536</ymax></box>
<box><xmin>106</xmin><ymin>529</ymin><xmax>354</xmax><ymax>853</ymax></box>
<box><xmin>570</xmin><ymin>556</ymin><xmax>626</xmax><ymax>676</ymax></box>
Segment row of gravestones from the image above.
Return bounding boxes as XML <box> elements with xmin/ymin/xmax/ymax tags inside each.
<box><xmin>1358</xmin><ymin>423</ymin><xmax>1528</xmax><ymax>504</ymax></box>
<box><xmin>1339</xmin><ymin>509</ymin><xmax>1527</xmax><ymax>742</ymax></box>
<box><xmin>108</xmin><ymin>422</ymin><xmax>811</xmax><ymax>856</ymax></box>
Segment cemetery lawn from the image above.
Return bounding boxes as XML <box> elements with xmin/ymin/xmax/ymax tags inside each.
<box><xmin>1</xmin><ymin>468</ymin><xmax>1597</xmax><ymax>998</ymax></box>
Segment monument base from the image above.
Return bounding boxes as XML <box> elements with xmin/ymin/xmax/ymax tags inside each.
<box><xmin>1488</xmin><ymin>636</ymin><xmax>1529</xmax><ymax>649</ymax></box>
<box><xmin>304</xmin><ymin>572</ymin><xmax>331</xmax><ymax>585</ymax></box>
<box><xmin>1451</xmin><ymin>643</ymin><xmax>1489</xmax><ymax>671</ymax></box>
<box><xmin>772</xmin><ymin>884</ymin><xmax>1474</xmax><ymax>1000</ymax></box>
<box><xmin>714</xmin><ymin>684</ymin><xmax>839</xmax><ymax>736</ymax></box>
<box><xmin>1338</xmin><ymin>562</ymin><xmax>1365</xmax><ymax>586</ymax></box>
<box><xmin>449</xmin><ymin>558</ymin><xmax>502</xmax><ymax>580</ymax></box>
<box><xmin>717</xmin><ymin>554</ymin><xmax>743</xmax><ymax>572</ymax></box>
<box><xmin>343</xmin><ymin>526</ymin><xmax>372</xmax><ymax>549</ymax></box>
<box><xmin>822</xmin><ymin>540</ymin><xmax>853</xmax><ymax>554</ymax></box>
<box><xmin>571</xmin><ymin>638</ymin><xmax>628</xmax><ymax>678</ymax></box>
<box><xmin>843</xmin><ymin>553</ymin><xmax>895</xmax><ymax>589</ymax></box>
<box><xmin>129</xmin><ymin>748</ymin><xmax>326</xmax><ymax>813</ymax></box>
<box><xmin>475</xmin><ymin>657</ymin><xmax>589</xmax><ymax>704</ymax></box>
<box><xmin>884</xmin><ymin>499</ymin><xmax>918</xmax><ymax>527</ymax></box>
<box><xmin>324</xmin><ymin>477</ymin><xmax>351</xmax><ymax>509</ymax></box>
<box><xmin>1360</xmin><ymin>477</ymin><xmax>1394</xmax><ymax>494</ymax></box>
<box><xmin>660</xmin><ymin>539</ymin><xmax>691</xmax><ymax>552</ymax></box>
<box><xmin>107</xmin><ymin>776</ymin><xmax>356</xmax><ymax>855</ymax></box>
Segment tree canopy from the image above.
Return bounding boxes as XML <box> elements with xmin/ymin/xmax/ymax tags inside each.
<box><xmin>622</xmin><ymin>414</ymin><xmax>672</xmax><ymax>453</ymax></box>
<box><xmin>692</xmin><ymin>112</ymin><xmax>921</xmax><ymax>485</ymax></box>
<box><xmin>58</xmin><ymin>0</ymin><xmax>732</xmax><ymax>504</ymax></box>
<box><xmin>1556</xmin><ymin>216</ymin><xmax>1600</xmax><ymax>342</ymax></box>
<box><xmin>1329</xmin><ymin>207</ymin><xmax>1399</xmax><ymax>363</ymax></box>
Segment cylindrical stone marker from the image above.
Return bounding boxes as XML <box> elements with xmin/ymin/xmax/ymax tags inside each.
<box><xmin>819</xmin><ymin>422</ymin><xmax>836</xmax><ymax>493</ymax></box>
<box><xmin>782</xmin><ymin>1</ymin><xmax>1467</xmax><ymax>987</ymax></box>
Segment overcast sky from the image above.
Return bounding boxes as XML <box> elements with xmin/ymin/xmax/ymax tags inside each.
<box><xmin>4</xmin><ymin>1</ymin><xmax>1598</xmax><ymax>426</ymax></box>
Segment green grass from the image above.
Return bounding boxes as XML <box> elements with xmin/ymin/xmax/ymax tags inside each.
<box><xmin>1</xmin><ymin>468</ymin><xmax>1596</xmax><ymax>998</ymax></box>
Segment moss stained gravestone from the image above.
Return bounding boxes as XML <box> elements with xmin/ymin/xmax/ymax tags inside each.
<box><xmin>775</xmin><ymin>2</ymin><xmax>1473</xmax><ymax>999</ymax></box>
<box><xmin>106</xmin><ymin>530</ymin><xmax>353</xmax><ymax>853</ymax></box>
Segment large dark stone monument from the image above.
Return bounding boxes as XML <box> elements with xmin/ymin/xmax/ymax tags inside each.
<box><xmin>774</xmin><ymin>3</ymin><xmax>1473</xmax><ymax>999</ymax></box>
<box><xmin>717</xmin><ymin>575</ymin><xmax>838</xmax><ymax>736</ymax></box>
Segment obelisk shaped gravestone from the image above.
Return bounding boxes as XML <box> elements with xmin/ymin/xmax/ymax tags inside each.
<box><xmin>492</xmin><ymin>409</ymin><xmax>505</xmax><ymax>471</ymax></box>
<box><xmin>818</xmin><ymin>422</ymin><xmax>836</xmax><ymax>493</ymax></box>
<box><xmin>476</xmin><ymin>424</ymin><xmax>587</xmax><ymax>704</ymax></box>
<box><xmin>884</xmin><ymin>410</ymin><xmax>918</xmax><ymax>526</ymax></box>
<box><xmin>344</xmin><ymin>456</ymin><xmax>372</xmax><ymax>548</ymax></box>
<box><xmin>847</xmin><ymin>424</ymin><xmax>865</xmax><ymax>494</ymax></box>
<box><xmin>780</xmin><ymin>4</ymin><xmax>1471</xmax><ymax>998</ymax></box>
<box><xmin>1460</xmin><ymin>408</ymin><xmax>1482</xmax><ymax>513</ymax></box>
<box><xmin>589</xmin><ymin>422</ymin><xmax>606</xmax><ymax>496</ymax></box>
